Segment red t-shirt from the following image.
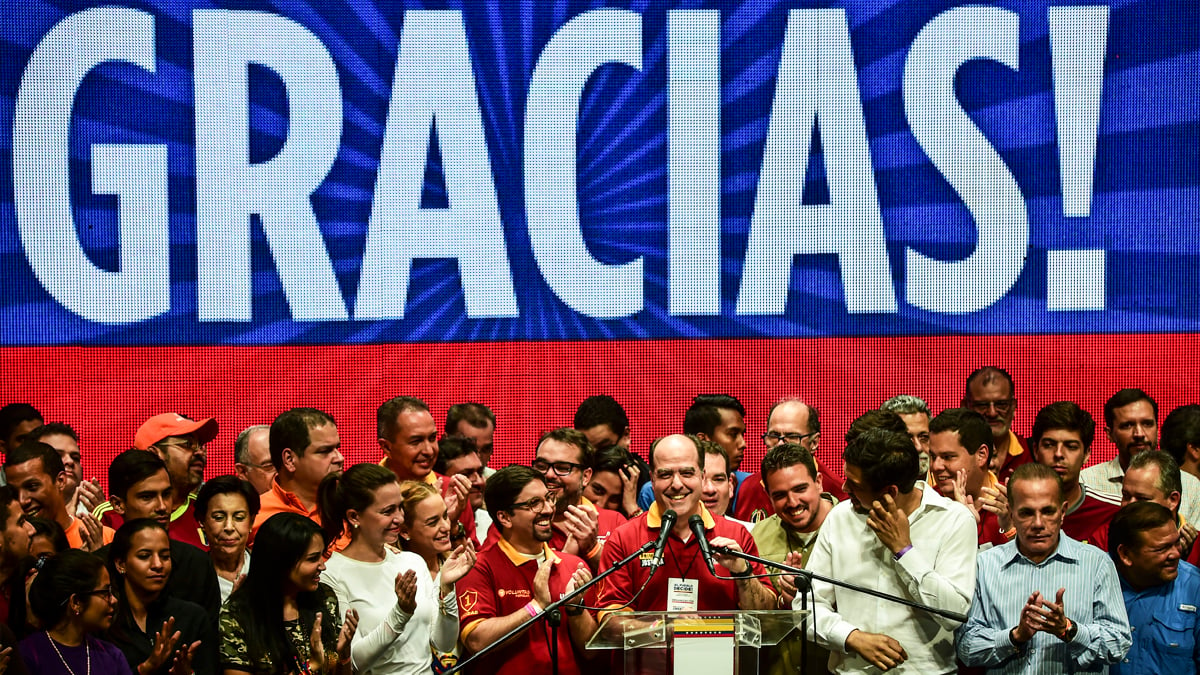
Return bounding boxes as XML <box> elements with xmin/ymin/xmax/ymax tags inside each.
<box><xmin>733</xmin><ymin>461</ymin><xmax>848</xmax><ymax>523</ymax></box>
<box><xmin>1088</xmin><ymin>514</ymin><xmax>1200</xmax><ymax>566</ymax></box>
<box><xmin>1062</xmin><ymin>487</ymin><xmax>1121</xmax><ymax>544</ymax></box>
<box><xmin>481</xmin><ymin>498</ymin><xmax>626</xmax><ymax>557</ymax></box>
<box><xmin>458</xmin><ymin>540</ymin><xmax>592</xmax><ymax>675</ymax></box>
<box><xmin>597</xmin><ymin>504</ymin><xmax>773</xmax><ymax>614</ymax></box>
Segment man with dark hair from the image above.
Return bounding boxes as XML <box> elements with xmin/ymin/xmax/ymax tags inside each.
<box><xmin>599</xmin><ymin>434</ymin><xmax>775</xmax><ymax>617</ymax></box>
<box><xmin>94</xmin><ymin>413</ymin><xmax>218</xmax><ymax>549</ymax></box>
<box><xmin>1108</xmin><ymin>501</ymin><xmax>1200</xmax><ymax>674</ymax></box>
<box><xmin>253</xmin><ymin>407</ymin><xmax>344</xmax><ymax>541</ymax></box>
<box><xmin>457</xmin><ymin>465</ymin><xmax>596</xmax><ymax>675</ymax></box>
<box><xmin>572</xmin><ymin>395</ymin><xmax>631</xmax><ymax>452</ymax></box>
<box><xmin>752</xmin><ymin>443</ymin><xmax>836</xmax><ymax>675</ymax></box>
<box><xmin>1089</xmin><ymin>451</ymin><xmax>1200</xmax><ymax>566</ymax></box>
<box><xmin>0</xmin><ymin>403</ymin><xmax>43</xmax><ymax>458</ymax></box>
<box><xmin>962</xmin><ymin>367</ymin><xmax>1032</xmax><ymax>483</ymax></box>
<box><xmin>929</xmin><ymin>408</ymin><xmax>1012</xmax><ymax>548</ymax></box>
<box><xmin>4</xmin><ymin>442</ymin><xmax>104</xmax><ymax>551</ymax></box>
<box><xmin>697</xmin><ymin>440</ymin><xmax>747</xmax><ymax>528</ymax></box>
<box><xmin>882</xmin><ymin>394</ymin><xmax>933</xmax><ymax>475</ymax></box>
<box><xmin>445</xmin><ymin>402</ymin><xmax>496</xmax><ymax>477</ymax></box>
<box><xmin>733</xmin><ymin>397</ymin><xmax>847</xmax><ymax>523</ymax></box>
<box><xmin>435</xmin><ymin>435</ymin><xmax>490</xmax><ymax>543</ymax></box>
<box><xmin>806</xmin><ymin>428</ymin><xmax>976</xmax><ymax>673</ymax></box>
<box><xmin>1161</xmin><ymin>404</ymin><xmax>1200</xmax><ymax>480</ymax></box>
<box><xmin>0</xmin><ymin>484</ymin><xmax>34</xmax><ymax>620</ymax></box>
<box><xmin>484</xmin><ymin>428</ymin><xmax>625</xmax><ymax>571</ymax></box>
<box><xmin>100</xmin><ymin>449</ymin><xmax>221</xmax><ymax>622</ymax></box>
<box><xmin>232</xmin><ymin>424</ymin><xmax>274</xmax><ymax>495</ymax></box>
<box><xmin>1031</xmin><ymin>401</ymin><xmax>1122</xmax><ymax>543</ymax></box>
<box><xmin>1080</xmin><ymin>389</ymin><xmax>1200</xmax><ymax>528</ymax></box>
<box><xmin>643</xmin><ymin>394</ymin><xmax>748</xmax><ymax>516</ymax></box>
<box><xmin>957</xmin><ymin>462</ymin><xmax>1130</xmax><ymax>672</ymax></box>
<box><xmin>26</xmin><ymin>422</ymin><xmax>103</xmax><ymax>517</ymax></box>
<box><xmin>377</xmin><ymin>395</ymin><xmax>476</xmax><ymax>545</ymax></box>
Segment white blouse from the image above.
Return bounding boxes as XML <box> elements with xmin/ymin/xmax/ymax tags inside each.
<box><xmin>323</xmin><ymin>549</ymin><xmax>458</xmax><ymax>675</ymax></box>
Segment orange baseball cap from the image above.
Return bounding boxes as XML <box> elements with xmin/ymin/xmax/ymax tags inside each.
<box><xmin>134</xmin><ymin>413</ymin><xmax>219</xmax><ymax>450</ymax></box>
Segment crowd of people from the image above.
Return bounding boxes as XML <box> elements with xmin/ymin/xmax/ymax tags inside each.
<box><xmin>0</xmin><ymin>366</ymin><xmax>1197</xmax><ymax>673</ymax></box>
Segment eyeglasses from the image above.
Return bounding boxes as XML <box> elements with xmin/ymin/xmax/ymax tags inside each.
<box><xmin>509</xmin><ymin>493</ymin><xmax>558</xmax><ymax>513</ymax></box>
<box><xmin>157</xmin><ymin>438</ymin><xmax>202</xmax><ymax>452</ymax></box>
<box><xmin>531</xmin><ymin>459</ymin><xmax>585</xmax><ymax>477</ymax></box>
<box><xmin>965</xmin><ymin>399</ymin><xmax>1015</xmax><ymax>415</ymax></box>
<box><xmin>71</xmin><ymin>585</ymin><xmax>117</xmax><ymax>604</ymax></box>
<box><xmin>762</xmin><ymin>431</ymin><xmax>818</xmax><ymax>446</ymax></box>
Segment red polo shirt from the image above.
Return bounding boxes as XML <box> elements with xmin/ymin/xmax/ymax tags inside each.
<box><xmin>733</xmin><ymin>461</ymin><xmax>848</xmax><ymax>523</ymax></box>
<box><xmin>597</xmin><ymin>503</ymin><xmax>772</xmax><ymax>616</ymax></box>
<box><xmin>458</xmin><ymin>540</ymin><xmax>591</xmax><ymax>675</ymax></box>
<box><xmin>481</xmin><ymin>497</ymin><xmax>626</xmax><ymax>556</ymax></box>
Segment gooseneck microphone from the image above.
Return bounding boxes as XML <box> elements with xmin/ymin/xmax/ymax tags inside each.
<box><xmin>651</xmin><ymin>509</ymin><xmax>678</xmax><ymax>567</ymax></box>
<box><xmin>688</xmin><ymin>514</ymin><xmax>718</xmax><ymax>576</ymax></box>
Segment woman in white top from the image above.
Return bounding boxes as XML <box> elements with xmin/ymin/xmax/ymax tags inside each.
<box><xmin>319</xmin><ymin>465</ymin><xmax>475</xmax><ymax>674</ymax></box>
<box><xmin>195</xmin><ymin>476</ymin><xmax>257</xmax><ymax>603</ymax></box>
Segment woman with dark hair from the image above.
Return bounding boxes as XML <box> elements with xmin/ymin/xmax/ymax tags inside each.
<box><xmin>106</xmin><ymin>519</ymin><xmax>213</xmax><ymax>675</ymax></box>
<box><xmin>18</xmin><ymin>549</ymin><xmax>131</xmax><ymax>674</ymax></box>
<box><xmin>194</xmin><ymin>477</ymin><xmax>260</xmax><ymax>603</ymax></box>
<box><xmin>219</xmin><ymin>513</ymin><xmax>357</xmax><ymax>675</ymax></box>
<box><xmin>319</xmin><ymin>466</ymin><xmax>474</xmax><ymax>674</ymax></box>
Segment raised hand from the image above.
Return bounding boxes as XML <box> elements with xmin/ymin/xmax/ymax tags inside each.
<box><xmin>564</xmin><ymin>561</ymin><xmax>592</xmax><ymax>595</ymax></box>
<box><xmin>336</xmin><ymin>609</ymin><xmax>358</xmax><ymax>665</ymax></box>
<box><xmin>442</xmin><ymin>475</ymin><xmax>471</xmax><ymax>523</ymax></box>
<box><xmin>441</xmin><ymin>540</ymin><xmax>477</xmax><ymax>586</ymax></box>
<box><xmin>140</xmin><ymin>616</ymin><xmax>183</xmax><ymax>674</ymax></box>
<box><xmin>979</xmin><ymin>482</ymin><xmax>1011</xmax><ymax>532</ymax></box>
<box><xmin>77</xmin><ymin>512</ymin><xmax>105</xmax><ymax>552</ymax></box>
<box><xmin>395</xmin><ymin>569</ymin><xmax>418</xmax><ymax>614</ymax></box>
<box><xmin>167</xmin><ymin>640</ymin><xmax>200</xmax><ymax>675</ymax></box>
<box><xmin>620</xmin><ymin>464</ymin><xmax>641</xmax><ymax>516</ymax></box>
<box><xmin>560</xmin><ymin>505</ymin><xmax>599</xmax><ymax>557</ymax></box>
<box><xmin>532</xmin><ymin>558</ymin><xmax>554</xmax><ymax>609</ymax></box>
<box><xmin>76</xmin><ymin>478</ymin><xmax>105</xmax><ymax>513</ymax></box>
<box><xmin>866</xmin><ymin>495</ymin><xmax>912</xmax><ymax>556</ymax></box>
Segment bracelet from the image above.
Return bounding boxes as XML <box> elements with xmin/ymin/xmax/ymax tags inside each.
<box><xmin>524</xmin><ymin>601</ymin><xmax>541</xmax><ymax>618</ymax></box>
<box><xmin>1002</xmin><ymin>527</ymin><xmax>1017</xmax><ymax>540</ymax></box>
<box><xmin>893</xmin><ymin>545</ymin><xmax>913</xmax><ymax>561</ymax></box>
<box><xmin>1058</xmin><ymin>617</ymin><xmax>1075</xmax><ymax>641</ymax></box>
<box><xmin>564</xmin><ymin>604</ymin><xmax>585</xmax><ymax>617</ymax></box>
<box><xmin>730</xmin><ymin>564</ymin><xmax>752</xmax><ymax>578</ymax></box>
<box><xmin>586</xmin><ymin>541</ymin><xmax>603</xmax><ymax>559</ymax></box>
<box><xmin>628</xmin><ymin>508</ymin><xmax>644</xmax><ymax>518</ymax></box>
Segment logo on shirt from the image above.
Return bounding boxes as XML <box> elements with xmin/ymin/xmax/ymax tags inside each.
<box><xmin>497</xmin><ymin>588</ymin><xmax>531</xmax><ymax>599</ymax></box>
<box><xmin>459</xmin><ymin>589</ymin><xmax>478</xmax><ymax>613</ymax></box>
<box><xmin>639</xmin><ymin>551</ymin><xmax>656</xmax><ymax>567</ymax></box>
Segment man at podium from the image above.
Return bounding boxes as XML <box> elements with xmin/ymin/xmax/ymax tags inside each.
<box><xmin>597</xmin><ymin>434</ymin><xmax>776</xmax><ymax>615</ymax></box>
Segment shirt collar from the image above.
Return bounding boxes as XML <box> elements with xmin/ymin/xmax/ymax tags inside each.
<box><xmin>376</xmin><ymin>456</ymin><xmax>441</xmax><ymax>486</ymax></box>
<box><xmin>1007</xmin><ymin>429</ymin><xmax>1026</xmax><ymax>456</ymax></box>
<box><xmin>496</xmin><ymin>538</ymin><xmax>561</xmax><ymax>567</ymax></box>
<box><xmin>647</xmin><ymin>501</ymin><xmax>715</xmax><ymax>529</ymax></box>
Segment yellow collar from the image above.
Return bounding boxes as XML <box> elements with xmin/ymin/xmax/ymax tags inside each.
<box><xmin>647</xmin><ymin>502</ymin><xmax>715</xmax><ymax>529</ymax></box>
<box><xmin>497</xmin><ymin>538</ymin><xmax>561</xmax><ymax>566</ymax></box>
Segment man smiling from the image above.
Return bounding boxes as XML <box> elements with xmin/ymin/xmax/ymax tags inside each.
<box><xmin>599</xmin><ymin>434</ymin><xmax>774</xmax><ymax>615</ymax></box>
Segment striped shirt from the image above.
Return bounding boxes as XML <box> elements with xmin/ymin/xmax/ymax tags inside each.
<box><xmin>956</xmin><ymin>534</ymin><xmax>1131</xmax><ymax>673</ymax></box>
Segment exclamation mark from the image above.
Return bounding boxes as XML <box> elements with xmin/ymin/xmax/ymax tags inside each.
<box><xmin>1046</xmin><ymin>5</ymin><xmax>1109</xmax><ymax>311</ymax></box>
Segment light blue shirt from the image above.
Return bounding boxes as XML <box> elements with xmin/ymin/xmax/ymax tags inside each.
<box><xmin>956</xmin><ymin>534</ymin><xmax>1131</xmax><ymax>673</ymax></box>
<box><xmin>1113</xmin><ymin>561</ymin><xmax>1200</xmax><ymax>674</ymax></box>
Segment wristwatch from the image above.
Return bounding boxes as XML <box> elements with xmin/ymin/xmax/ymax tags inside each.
<box><xmin>730</xmin><ymin>564</ymin><xmax>752</xmax><ymax>578</ymax></box>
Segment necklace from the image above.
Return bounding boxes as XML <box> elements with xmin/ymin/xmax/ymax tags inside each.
<box><xmin>46</xmin><ymin>632</ymin><xmax>90</xmax><ymax>675</ymax></box>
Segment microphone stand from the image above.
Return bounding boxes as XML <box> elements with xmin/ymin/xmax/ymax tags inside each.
<box><xmin>711</xmin><ymin>544</ymin><xmax>969</xmax><ymax>623</ymax></box>
<box><xmin>446</xmin><ymin>537</ymin><xmax>659</xmax><ymax>675</ymax></box>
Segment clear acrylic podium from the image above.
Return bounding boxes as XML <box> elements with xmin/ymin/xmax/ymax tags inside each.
<box><xmin>586</xmin><ymin>610</ymin><xmax>808</xmax><ymax>675</ymax></box>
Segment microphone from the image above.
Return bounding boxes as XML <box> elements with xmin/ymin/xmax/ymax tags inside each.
<box><xmin>650</xmin><ymin>509</ymin><xmax>677</xmax><ymax>567</ymax></box>
<box><xmin>689</xmin><ymin>514</ymin><xmax>718</xmax><ymax>576</ymax></box>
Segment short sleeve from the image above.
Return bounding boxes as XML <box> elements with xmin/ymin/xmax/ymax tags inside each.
<box><xmin>218</xmin><ymin>604</ymin><xmax>253</xmax><ymax>669</ymax></box>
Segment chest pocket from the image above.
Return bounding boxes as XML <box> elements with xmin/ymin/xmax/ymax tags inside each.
<box><xmin>1147</xmin><ymin>611</ymin><xmax>1197</xmax><ymax>668</ymax></box>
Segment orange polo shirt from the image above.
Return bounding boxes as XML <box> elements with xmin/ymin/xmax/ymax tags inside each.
<box><xmin>251</xmin><ymin>479</ymin><xmax>349</xmax><ymax>552</ymax></box>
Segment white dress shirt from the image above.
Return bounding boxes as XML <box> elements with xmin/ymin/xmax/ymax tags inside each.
<box><xmin>800</xmin><ymin>481</ymin><xmax>977</xmax><ymax>674</ymax></box>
